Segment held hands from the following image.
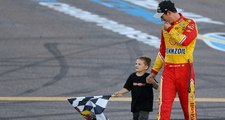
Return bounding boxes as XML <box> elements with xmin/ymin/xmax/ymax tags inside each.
<box><xmin>146</xmin><ymin>73</ymin><xmax>159</xmax><ymax>90</ymax></box>
<box><xmin>146</xmin><ymin>73</ymin><xmax>156</xmax><ymax>84</ymax></box>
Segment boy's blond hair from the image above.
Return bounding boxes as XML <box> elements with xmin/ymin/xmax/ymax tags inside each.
<box><xmin>137</xmin><ymin>56</ymin><xmax>151</xmax><ymax>70</ymax></box>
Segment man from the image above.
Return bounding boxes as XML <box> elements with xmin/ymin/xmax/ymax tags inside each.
<box><xmin>146</xmin><ymin>0</ymin><xmax>198</xmax><ymax>120</ymax></box>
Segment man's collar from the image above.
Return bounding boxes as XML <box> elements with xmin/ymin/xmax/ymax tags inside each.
<box><xmin>171</xmin><ymin>13</ymin><xmax>184</xmax><ymax>25</ymax></box>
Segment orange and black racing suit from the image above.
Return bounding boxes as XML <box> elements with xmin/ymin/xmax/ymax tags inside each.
<box><xmin>151</xmin><ymin>13</ymin><xmax>198</xmax><ymax>120</ymax></box>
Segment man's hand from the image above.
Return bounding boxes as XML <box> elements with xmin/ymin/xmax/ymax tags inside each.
<box><xmin>164</xmin><ymin>22</ymin><xmax>171</xmax><ymax>31</ymax></box>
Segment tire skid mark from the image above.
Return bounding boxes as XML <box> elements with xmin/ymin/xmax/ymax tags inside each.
<box><xmin>17</xmin><ymin>43</ymin><xmax>69</xmax><ymax>95</ymax></box>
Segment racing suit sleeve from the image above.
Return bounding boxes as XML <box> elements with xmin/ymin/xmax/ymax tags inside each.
<box><xmin>167</xmin><ymin>20</ymin><xmax>197</xmax><ymax>46</ymax></box>
<box><xmin>151</xmin><ymin>30</ymin><xmax>165</xmax><ymax>75</ymax></box>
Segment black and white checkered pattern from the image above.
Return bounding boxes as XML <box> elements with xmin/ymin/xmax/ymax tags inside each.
<box><xmin>68</xmin><ymin>95</ymin><xmax>111</xmax><ymax>120</ymax></box>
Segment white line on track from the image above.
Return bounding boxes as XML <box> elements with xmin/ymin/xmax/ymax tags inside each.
<box><xmin>39</xmin><ymin>2</ymin><xmax>225</xmax><ymax>49</ymax></box>
<box><xmin>198</xmin><ymin>34</ymin><xmax>225</xmax><ymax>45</ymax></box>
<box><xmin>39</xmin><ymin>2</ymin><xmax>160</xmax><ymax>48</ymax></box>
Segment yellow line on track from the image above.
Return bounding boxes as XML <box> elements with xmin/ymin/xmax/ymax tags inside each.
<box><xmin>198</xmin><ymin>35</ymin><xmax>225</xmax><ymax>45</ymax></box>
<box><xmin>0</xmin><ymin>97</ymin><xmax>225</xmax><ymax>102</ymax></box>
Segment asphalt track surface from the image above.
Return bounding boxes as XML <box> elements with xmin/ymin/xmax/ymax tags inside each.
<box><xmin>0</xmin><ymin>0</ymin><xmax>225</xmax><ymax>120</ymax></box>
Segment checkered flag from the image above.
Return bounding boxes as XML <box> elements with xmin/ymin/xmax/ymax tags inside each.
<box><xmin>68</xmin><ymin>95</ymin><xmax>111</xmax><ymax>120</ymax></box>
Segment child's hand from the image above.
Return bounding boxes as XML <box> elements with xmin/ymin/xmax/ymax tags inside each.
<box><xmin>112</xmin><ymin>88</ymin><xmax>128</xmax><ymax>97</ymax></box>
<box><xmin>112</xmin><ymin>92</ymin><xmax>123</xmax><ymax>97</ymax></box>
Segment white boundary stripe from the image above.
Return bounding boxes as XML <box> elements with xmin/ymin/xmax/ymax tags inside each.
<box><xmin>198</xmin><ymin>34</ymin><xmax>225</xmax><ymax>45</ymax></box>
<box><xmin>123</xmin><ymin>0</ymin><xmax>224</xmax><ymax>25</ymax></box>
<box><xmin>198</xmin><ymin>33</ymin><xmax>225</xmax><ymax>52</ymax></box>
<box><xmin>0</xmin><ymin>97</ymin><xmax>225</xmax><ymax>102</ymax></box>
<box><xmin>39</xmin><ymin>2</ymin><xmax>160</xmax><ymax>48</ymax></box>
<box><xmin>38</xmin><ymin>2</ymin><xmax>225</xmax><ymax>51</ymax></box>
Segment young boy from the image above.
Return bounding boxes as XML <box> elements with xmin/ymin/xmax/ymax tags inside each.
<box><xmin>113</xmin><ymin>56</ymin><xmax>158</xmax><ymax>120</ymax></box>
